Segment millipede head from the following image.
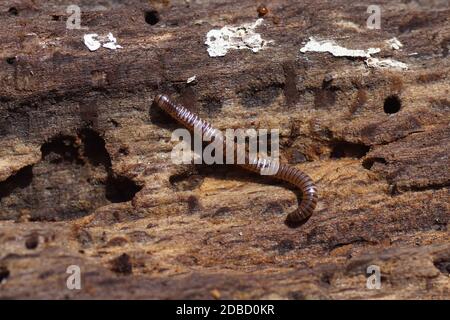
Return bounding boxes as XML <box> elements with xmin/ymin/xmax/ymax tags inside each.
<box><xmin>154</xmin><ymin>94</ymin><xmax>170</xmax><ymax>106</ymax></box>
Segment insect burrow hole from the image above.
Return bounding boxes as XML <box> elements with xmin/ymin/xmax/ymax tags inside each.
<box><xmin>144</xmin><ymin>10</ymin><xmax>160</xmax><ymax>25</ymax></box>
<box><xmin>383</xmin><ymin>94</ymin><xmax>401</xmax><ymax>114</ymax></box>
<box><xmin>8</xmin><ymin>7</ymin><xmax>19</xmax><ymax>16</ymax></box>
<box><xmin>6</xmin><ymin>57</ymin><xmax>17</xmax><ymax>65</ymax></box>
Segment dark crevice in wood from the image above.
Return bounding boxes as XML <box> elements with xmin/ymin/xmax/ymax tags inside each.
<box><xmin>6</xmin><ymin>56</ymin><xmax>17</xmax><ymax>65</ymax></box>
<box><xmin>0</xmin><ymin>165</ymin><xmax>33</xmax><ymax>200</ymax></box>
<box><xmin>80</xmin><ymin>128</ymin><xmax>142</xmax><ymax>203</ymax></box>
<box><xmin>362</xmin><ymin>157</ymin><xmax>387</xmax><ymax>170</ymax></box>
<box><xmin>433</xmin><ymin>257</ymin><xmax>450</xmax><ymax>275</ymax></box>
<box><xmin>79</xmin><ymin>128</ymin><xmax>112</xmax><ymax>168</ymax></box>
<box><xmin>330</xmin><ymin>141</ymin><xmax>370</xmax><ymax>159</ymax></box>
<box><xmin>1</xmin><ymin>129</ymin><xmax>142</xmax><ymax>220</ymax></box>
<box><xmin>41</xmin><ymin>135</ymin><xmax>84</xmax><ymax>165</ymax></box>
<box><xmin>329</xmin><ymin>237</ymin><xmax>372</xmax><ymax>251</ymax></box>
<box><xmin>0</xmin><ymin>265</ymin><xmax>10</xmax><ymax>282</ymax></box>
<box><xmin>8</xmin><ymin>7</ymin><xmax>18</xmax><ymax>16</ymax></box>
<box><xmin>105</xmin><ymin>174</ymin><xmax>142</xmax><ymax>203</ymax></box>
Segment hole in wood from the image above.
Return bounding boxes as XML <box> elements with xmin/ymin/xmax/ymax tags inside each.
<box><xmin>105</xmin><ymin>174</ymin><xmax>142</xmax><ymax>203</ymax></box>
<box><xmin>362</xmin><ymin>157</ymin><xmax>387</xmax><ymax>170</ymax></box>
<box><xmin>383</xmin><ymin>95</ymin><xmax>401</xmax><ymax>114</ymax></box>
<box><xmin>8</xmin><ymin>7</ymin><xmax>18</xmax><ymax>16</ymax></box>
<box><xmin>330</xmin><ymin>142</ymin><xmax>370</xmax><ymax>159</ymax></box>
<box><xmin>0</xmin><ymin>129</ymin><xmax>143</xmax><ymax>221</ymax></box>
<box><xmin>6</xmin><ymin>57</ymin><xmax>16</xmax><ymax>65</ymax></box>
<box><xmin>144</xmin><ymin>10</ymin><xmax>160</xmax><ymax>25</ymax></box>
<box><xmin>0</xmin><ymin>265</ymin><xmax>10</xmax><ymax>282</ymax></box>
<box><xmin>0</xmin><ymin>165</ymin><xmax>33</xmax><ymax>200</ymax></box>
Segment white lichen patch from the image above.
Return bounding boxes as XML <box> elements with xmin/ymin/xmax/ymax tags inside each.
<box><xmin>205</xmin><ymin>19</ymin><xmax>270</xmax><ymax>57</ymax></box>
<box><xmin>365</xmin><ymin>58</ymin><xmax>408</xmax><ymax>70</ymax></box>
<box><xmin>300</xmin><ymin>37</ymin><xmax>380</xmax><ymax>58</ymax></box>
<box><xmin>84</xmin><ymin>34</ymin><xmax>101</xmax><ymax>51</ymax></box>
<box><xmin>102</xmin><ymin>33</ymin><xmax>122</xmax><ymax>50</ymax></box>
<box><xmin>187</xmin><ymin>75</ymin><xmax>197</xmax><ymax>84</ymax></box>
<box><xmin>300</xmin><ymin>36</ymin><xmax>408</xmax><ymax>71</ymax></box>
<box><xmin>386</xmin><ymin>37</ymin><xmax>403</xmax><ymax>50</ymax></box>
<box><xmin>83</xmin><ymin>32</ymin><xmax>122</xmax><ymax>51</ymax></box>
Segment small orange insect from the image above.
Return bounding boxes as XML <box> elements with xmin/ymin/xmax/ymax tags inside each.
<box><xmin>257</xmin><ymin>4</ymin><xmax>269</xmax><ymax>17</ymax></box>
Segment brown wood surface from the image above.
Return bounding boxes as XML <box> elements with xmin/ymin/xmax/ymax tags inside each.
<box><xmin>0</xmin><ymin>0</ymin><xmax>449</xmax><ymax>299</ymax></box>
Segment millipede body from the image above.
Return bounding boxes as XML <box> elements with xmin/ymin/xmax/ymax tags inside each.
<box><xmin>153</xmin><ymin>94</ymin><xmax>318</xmax><ymax>226</ymax></box>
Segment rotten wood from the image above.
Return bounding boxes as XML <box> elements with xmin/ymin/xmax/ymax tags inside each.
<box><xmin>0</xmin><ymin>0</ymin><xmax>449</xmax><ymax>299</ymax></box>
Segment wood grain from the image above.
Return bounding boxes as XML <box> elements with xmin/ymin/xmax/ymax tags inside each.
<box><xmin>0</xmin><ymin>0</ymin><xmax>449</xmax><ymax>299</ymax></box>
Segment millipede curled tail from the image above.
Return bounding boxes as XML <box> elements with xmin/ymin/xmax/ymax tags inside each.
<box><xmin>153</xmin><ymin>94</ymin><xmax>318</xmax><ymax>227</ymax></box>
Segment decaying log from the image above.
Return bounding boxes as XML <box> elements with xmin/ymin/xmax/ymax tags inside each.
<box><xmin>0</xmin><ymin>0</ymin><xmax>449</xmax><ymax>299</ymax></box>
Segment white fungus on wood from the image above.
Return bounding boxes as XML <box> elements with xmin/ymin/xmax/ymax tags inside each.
<box><xmin>102</xmin><ymin>33</ymin><xmax>122</xmax><ymax>50</ymax></box>
<box><xmin>300</xmin><ymin>37</ymin><xmax>380</xmax><ymax>58</ymax></box>
<box><xmin>386</xmin><ymin>37</ymin><xmax>403</xmax><ymax>50</ymax></box>
<box><xmin>365</xmin><ymin>58</ymin><xmax>408</xmax><ymax>70</ymax></box>
<box><xmin>83</xmin><ymin>32</ymin><xmax>122</xmax><ymax>51</ymax></box>
<box><xmin>300</xmin><ymin>36</ymin><xmax>408</xmax><ymax>70</ymax></box>
<box><xmin>205</xmin><ymin>19</ymin><xmax>270</xmax><ymax>57</ymax></box>
<box><xmin>84</xmin><ymin>34</ymin><xmax>102</xmax><ymax>51</ymax></box>
<box><xmin>187</xmin><ymin>75</ymin><xmax>197</xmax><ymax>84</ymax></box>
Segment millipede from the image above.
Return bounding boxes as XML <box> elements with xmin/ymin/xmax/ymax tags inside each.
<box><xmin>153</xmin><ymin>94</ymin><xmax>318</xmax><ymax>227</ymax></box>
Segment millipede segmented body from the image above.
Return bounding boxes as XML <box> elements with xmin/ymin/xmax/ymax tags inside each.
<box><xmin>153</xmin><ymin>94</ymin><xmax>318</xmax><ymax>226</ymax></box>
